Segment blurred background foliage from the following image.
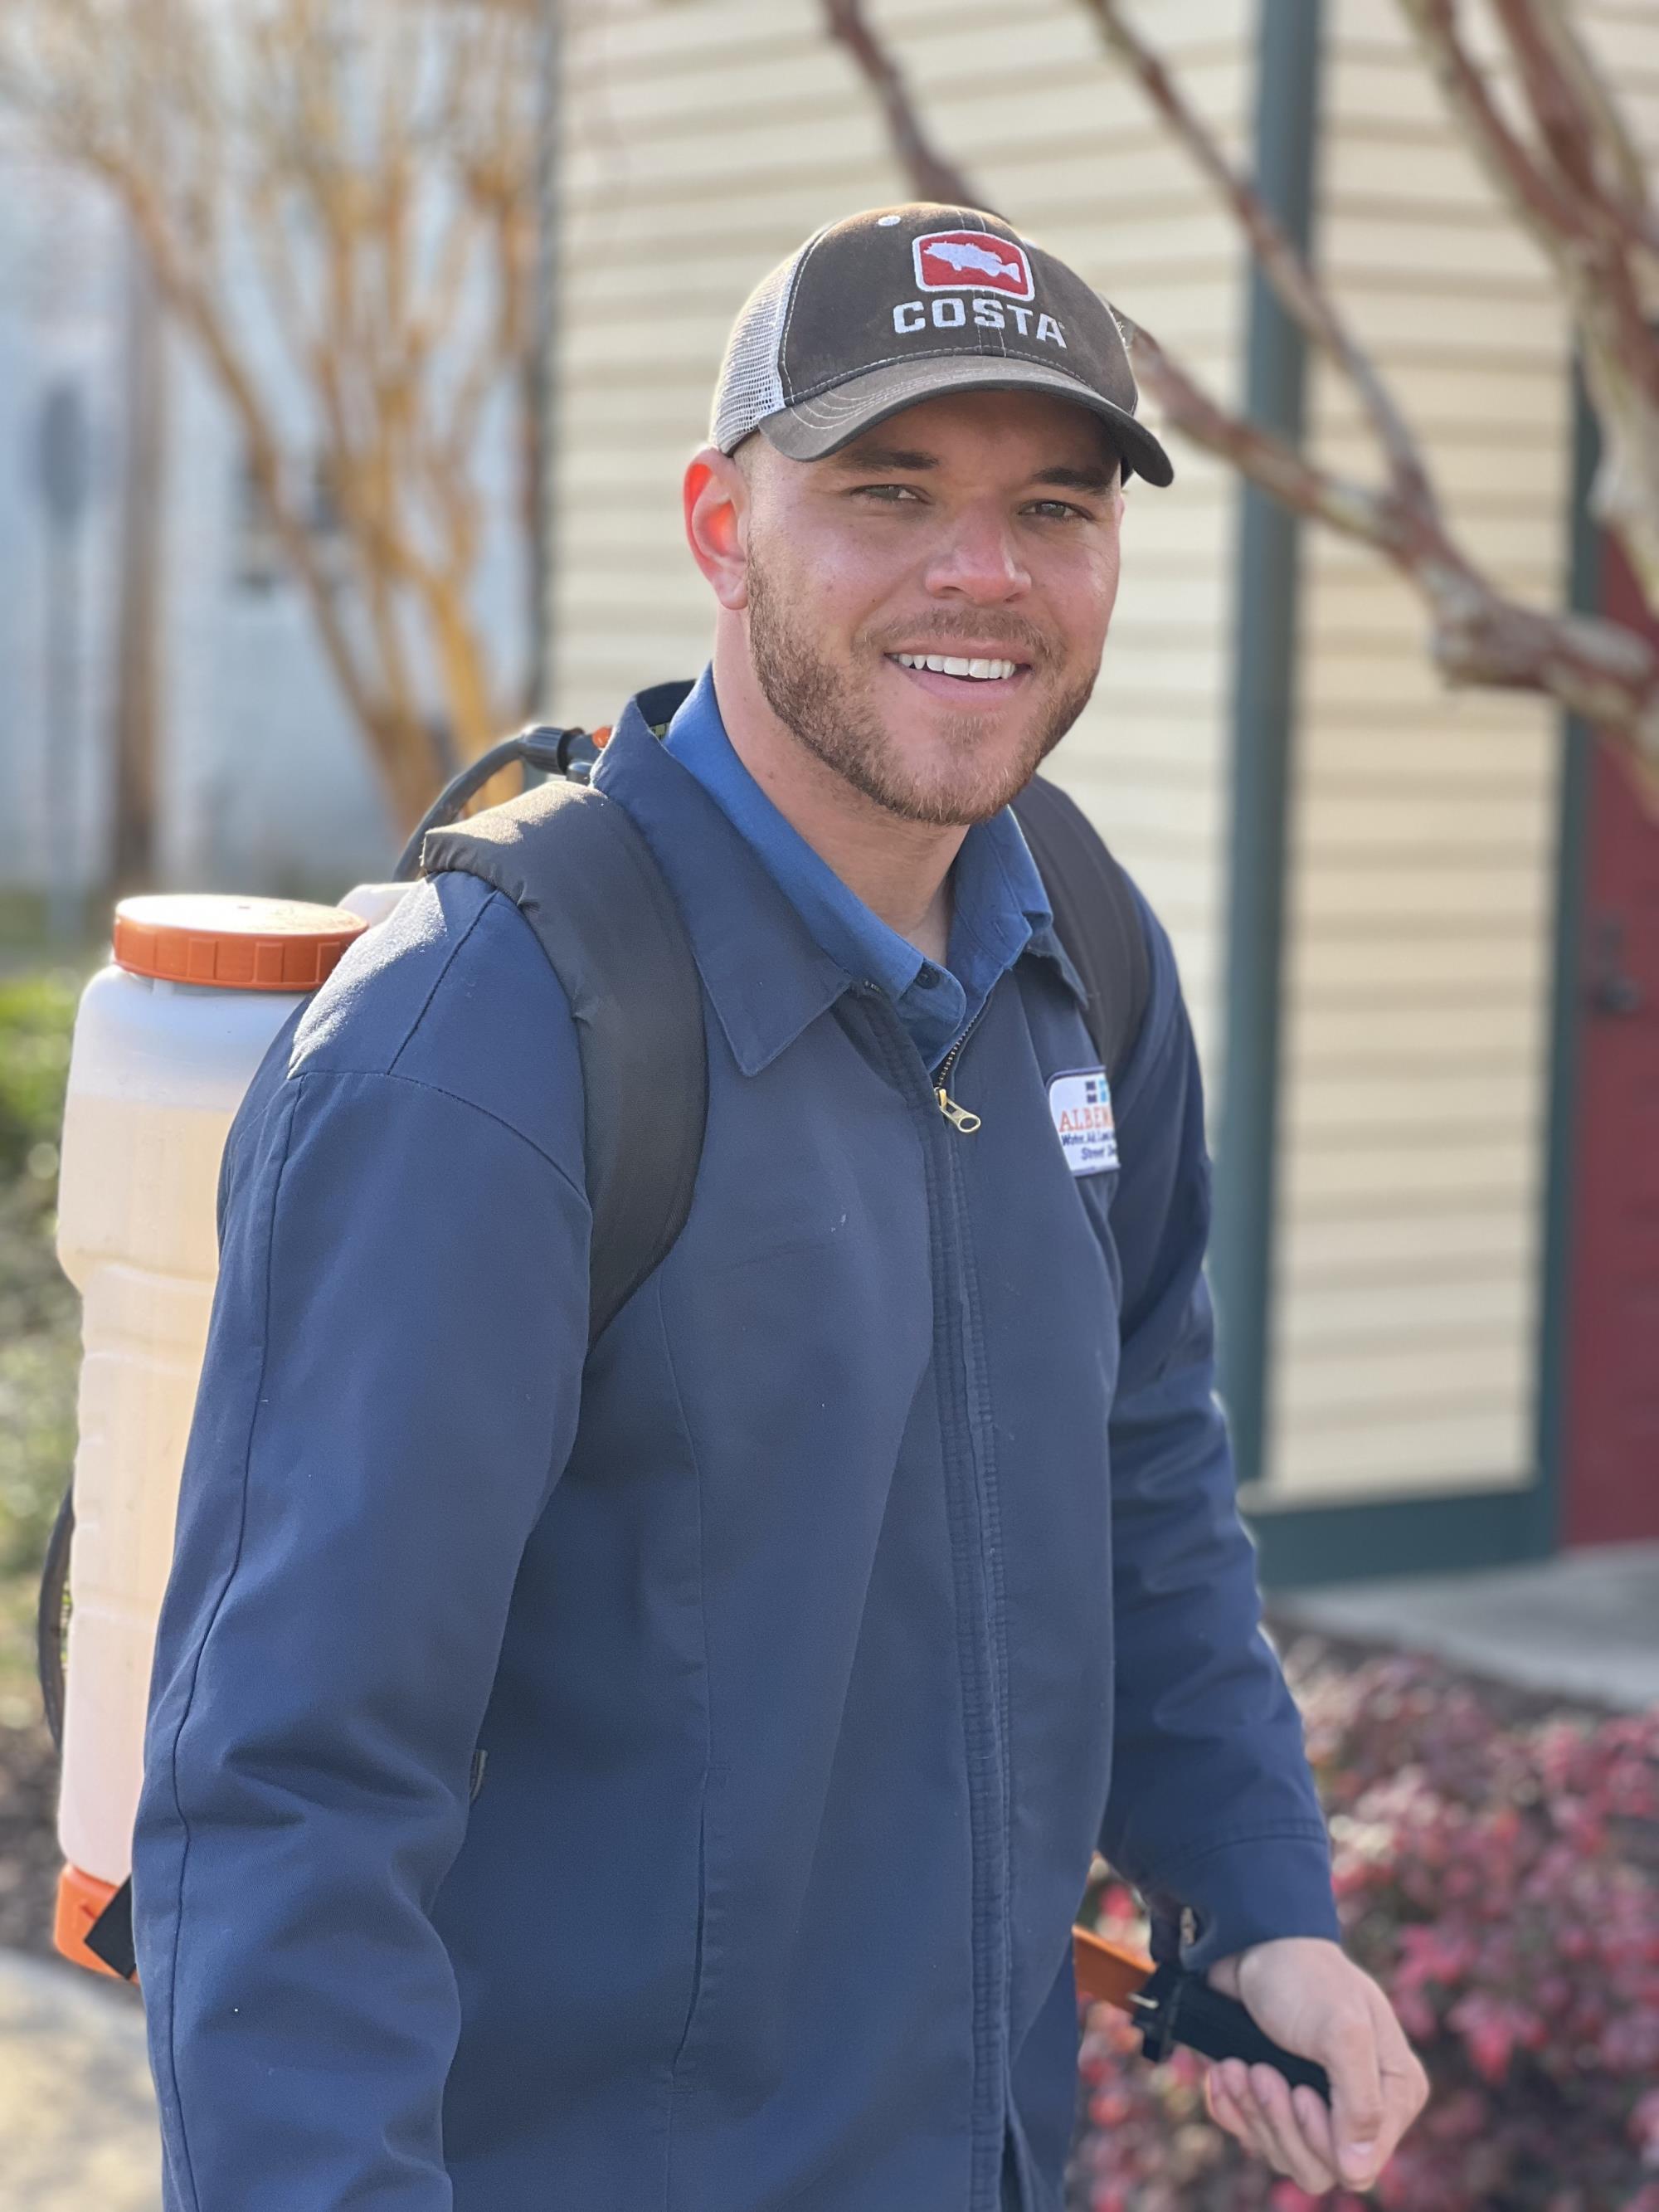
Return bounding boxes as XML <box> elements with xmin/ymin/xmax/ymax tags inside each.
<box><xmin>0</xmin><ymin>971</ymin><xmax>80</xmax><ymax>1696</ymax></box>
<box><xmin>1078</xmin><ymin>1644</ymin><xmax>1659</xmax><ymax>2212</ymax></box>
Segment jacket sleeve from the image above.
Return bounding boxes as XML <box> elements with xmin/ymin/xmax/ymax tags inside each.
<box><xmin>133</xmin><ymin>1050</ymin><xmax>590</xmax><ymax>2210</ymax></box>
<box><xmin>1097</xmin><ymin>900</ymin><xmax>1339</xmax><ymax>1974</ymax></box>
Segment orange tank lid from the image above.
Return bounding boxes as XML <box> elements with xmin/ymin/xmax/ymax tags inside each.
<box><xmin>112</xmin><ymin>894</ymin><xmax>367</xmax><ymax>993</ymax></box>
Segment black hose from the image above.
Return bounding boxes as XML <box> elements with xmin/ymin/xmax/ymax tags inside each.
<box><xmin>37</xmin><ymin>1484</ymin><xmax>73</xmax><ymax>1752</ymax></box>
<box><xmin>392</xmin><ymin>724</ymin><xmax>599</xmax><ymax>881</ymax></box>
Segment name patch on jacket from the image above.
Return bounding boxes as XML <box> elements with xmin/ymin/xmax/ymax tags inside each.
<box><xmin>1048</xmin><ymin>1068</ymin><xmax>1118</xmax><ymax>1176</ymax></box>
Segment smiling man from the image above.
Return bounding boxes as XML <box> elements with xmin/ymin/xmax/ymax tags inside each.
<box><xmin>134</xmin><ymin>206</ymin><xmax>1424</xmax><ymax>2212</ymax></box>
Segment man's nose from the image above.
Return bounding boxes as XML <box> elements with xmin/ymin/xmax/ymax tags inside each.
<box><xmin>922</xmin><ymin>509</ymin><xmax>1030</xmax><ymax>602</ymax></box>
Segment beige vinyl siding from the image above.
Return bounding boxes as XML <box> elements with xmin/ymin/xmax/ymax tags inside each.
<box><xmin>551</xmin><ymin>0</ymin><xmax>1255</xmax><ymax>1065</ymax></box>
<box><xmin>1251</xmin><ymin>0</ymin><xmax>1598</xmax><ymax>1509</ymax></box>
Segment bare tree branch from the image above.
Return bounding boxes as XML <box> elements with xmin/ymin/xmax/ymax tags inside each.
<box><xmin>1136</xmin><ymin>318</ymin><xmax>1659</xmax><ymax>795</ymax></box>
<box><xmin>1492</xmin><ymin>0</ymin><xmax>1659</xmax><ymax>255</ymax></box>
<box><xmin>1077</xmin><ymin>0</ymin><xmax>1440</xmax><ymax>519</ymax></box>
<box><xmin>817</xmin><ymin>0</ymin><xmax>1659</xmax><ymax>798</ymax></box>
<box><xmin>1126</xmin><ymin>324</ymin><xmax>1391</xmax><ymax>543</ymax></box>
<box><xmin>1399</xmin><ymin>0</ymin><xmax>1659</xmax><ymax>613</ymax></box>
<box><xmin>1401</xmin><ymin>0</ymin><xmax>1591</xmax><ymax>233</ymax></box>
<box><xmin>0</xmin><ymin>0</ymin><xmax>543</xmax><ymax>831</ymax></box>
<box><xmin>820</xmin><ymin>0</ymin><xmax>988</xmax><ymax>210</ymax></box>
<box><xmin>118</xmin><ymin>167</ymin><xmax>419</xmax><ymax>809</ymax></box>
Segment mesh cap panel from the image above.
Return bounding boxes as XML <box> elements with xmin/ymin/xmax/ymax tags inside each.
<box><xmin>709</xmin><ymin>244</ymin><xmax>809</xmax><ymax>453</ymax></box>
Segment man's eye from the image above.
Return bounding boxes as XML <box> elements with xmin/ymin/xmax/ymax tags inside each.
<box><xmin>1027</xmin><ymin>499</ymin><xmax>1090</xmax><ymax>521</ymax></box>
<box><xmin>853</xmin><ymin>483</ymin><xmax>925</xmax><ymax>503</ymax></box>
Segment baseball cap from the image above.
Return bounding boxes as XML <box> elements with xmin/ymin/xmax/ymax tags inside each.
<box><xmin>710</xmin><ymin>203</ymin><xmax>1174</xmax><ymax>488</ymax></box>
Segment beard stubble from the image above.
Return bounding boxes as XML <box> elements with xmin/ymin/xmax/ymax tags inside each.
<box><xmin>745</xmin><ymin>548</ymin><xmax>1098</xmax><ymax>828</ymax></box>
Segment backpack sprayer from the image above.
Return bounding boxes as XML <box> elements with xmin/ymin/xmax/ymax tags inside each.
<box><xmin>36</xmin><ymin>719</ymin><xmax>596</xmax><ymax>1971</ymax></box>
<box><xmin>35</xmin><ymin>713</ymin><xmax>1328</xmax><ymax>2105</ymax></box>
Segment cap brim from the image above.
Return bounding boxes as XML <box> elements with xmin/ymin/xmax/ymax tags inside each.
<box><xmin>756</xmin><ymin>354</ymin><xmax>1174</xmax><ymax>487</ymax></box>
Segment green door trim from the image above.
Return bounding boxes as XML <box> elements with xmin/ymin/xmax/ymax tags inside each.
<box><xmin>1211</xmin><ymin>0</ymin><xmax>1326</xmax><ymax>1494</ymax></box>
<box><xmin>1530</xmin><ymin>368</ymin><xmax>1598</xmax><ymax>1559</ymax></box>
<box><xmin>1251</xmin><ymin>1487</ymin><xmax>1549</xmax><ymax>1590</ymax></box>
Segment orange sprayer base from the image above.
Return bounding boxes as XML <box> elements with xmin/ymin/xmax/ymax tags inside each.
<box><xmin>1072</xmin><ymin>1922</ymin><xmax>1154</xmax><ymax>2013</ymax></box>
<box><xmin>55</xmin><ymin>1863</ymin><xmax>130</xmax><ymax>1980</ymax></box>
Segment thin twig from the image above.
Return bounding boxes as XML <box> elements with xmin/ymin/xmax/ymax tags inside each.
<box><xmin>819</xmin><ymin>0</ymin><xmax>988</xmax><ymax>210</ymax></box>
<box><xmin>1399</xmin><ymin>0</ymin><xmax>1659</xmax><ymax>610</ymax></box>
<box><xmin>0</xmin><ymin>0</ymin><xmax>538</xmax><ymax>826</ymax></box>
<box><xmin>1492</xmin><ymin>0</ymin><xmax>1659</xmax><ymax>256</ymax></box>
<box><xmin>1078</xmin><ymin>0</ymin><xmax>1439</xmax><ymax>519</ymax></box>
<box><xmin>813</xmin><ymin>0</ymin><xmax>1659</xmax><ymax>792</ymax></box>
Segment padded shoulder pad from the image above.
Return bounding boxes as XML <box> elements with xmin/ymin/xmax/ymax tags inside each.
<box><xmin>421</xmin><ymin>779</ymin><xmax>708</xmax><ymax>1347</ymax></box>
<box><xmin>1010</xmin><ymin>774</ymin><xmax>1151</xmax><ymax>1082</ymax></box>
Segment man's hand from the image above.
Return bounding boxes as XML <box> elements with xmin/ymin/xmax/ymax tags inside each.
<box><xmin>1203</xmin><ymin>1937</ymin><xmax>1428</xmax><ymax>2196</ymax></box>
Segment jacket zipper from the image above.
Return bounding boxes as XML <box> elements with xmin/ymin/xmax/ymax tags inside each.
<box><xmin>932</xmin><ymin>1003</ymin><xmax>990</xmax><ymax>1133</ymax></box>
<box><xmin>860</xmin><ymin>984</ymin><xmax>1010</xmax><ymax>2208</ymax></box>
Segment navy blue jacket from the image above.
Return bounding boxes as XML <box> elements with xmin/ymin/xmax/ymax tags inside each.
<box><xmin>134</xmin><ymin>689</ymin><xmax>1338</xmax><ymax>2212</ymax></box>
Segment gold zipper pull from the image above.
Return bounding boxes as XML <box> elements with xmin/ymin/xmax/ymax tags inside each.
<box><xmin>936</xmin><ymin>1086</ymin><xmax>982</xmax><ymax>1134</ymax></box>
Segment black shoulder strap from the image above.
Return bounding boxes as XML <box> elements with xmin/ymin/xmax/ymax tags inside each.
<box><xmin>1010</xmin><ymin>773</ymin><xmax>1151</xmax><ymax>1083</ymax></box>
<box><xmin>419</xmin><ymin>777</ymin><xmax>708</xmax><ymax>1348</ymax></box>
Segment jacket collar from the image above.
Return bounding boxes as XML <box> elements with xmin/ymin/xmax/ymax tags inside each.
<box><xmin>592</xmin><ymin>682</ymin><xmax>1088</xmax><ymax>1076</ymax></box>
<box><xmin>592</xmin><ymin>687</ymin><xmax>854</xmax><ymax>1076</ymax></box>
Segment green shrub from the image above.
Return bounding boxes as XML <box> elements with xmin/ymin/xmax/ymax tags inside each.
<box><xmin>0</xmin><ymin>971</ymin><xmax>78</xmax><ymax>1176</ymax></box>
<box><xmin>0</xmin><ymin>972</ymin><xmax>81</xmax><ymax>1576</ymax></box>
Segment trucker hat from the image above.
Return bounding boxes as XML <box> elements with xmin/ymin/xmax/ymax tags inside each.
<box><xmin>710</xmin><ymin>203</ymin><xmax>1174</xmax><ymax>488</ymax></box>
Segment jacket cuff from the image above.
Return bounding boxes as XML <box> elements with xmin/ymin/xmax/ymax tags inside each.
<box><xmin>1144</xmin><ymin>1825</ymin><xmax>1341</xmax><ymax>1975</ymax></box>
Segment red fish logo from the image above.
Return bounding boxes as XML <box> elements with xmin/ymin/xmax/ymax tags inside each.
<box><xmin>913</xmin><ymin>230</ymin><xmax>1034</xmax><ymax>301</ymax></box>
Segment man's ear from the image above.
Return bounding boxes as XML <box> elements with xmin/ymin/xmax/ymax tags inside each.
<box><xmin>684</xmin><ymin>446</ymin><xmax>751</xmax><ymax>611</ymax></box>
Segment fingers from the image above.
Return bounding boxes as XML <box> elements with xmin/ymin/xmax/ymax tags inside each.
<box><xmin>1206</xmin><ymin>2062</ymin><xmax>1271</xmax><ymax>2164</ymax></box>
<box><xmin>1208</xmin><ymin>2060</ymin><xmax>1338</xmax><ymax>2196</ymax></box>
<box><xmin>1369</xmin><ymin>1977</ymin><xmax>1432</xmax><ymax>2151</ymax></box>
<box><xmin>1292</xmin><ymin>2080</ymin><xmax>1340</xmax><ymax>2181</ymax></box>
<box><xmin>1324</xmin><ymin>2010</ymin><xmax>1387</xmax><ymax>2191</ymax></box>
<box><xmin>1247</xmin><ymin>2062</ymin><xmax>1343</xmax><ymax>2196</ymax></box>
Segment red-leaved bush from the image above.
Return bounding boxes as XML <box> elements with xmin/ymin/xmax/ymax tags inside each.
<box><xmin>1070</xmin><ymin>1640</ymin><xmax>1659</xmax><ymax>2212</ymax></box>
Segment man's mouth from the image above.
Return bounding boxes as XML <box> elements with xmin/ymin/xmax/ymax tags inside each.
<box><xmin>892</xmin><ymin>650</ymin><xmax>1021</xmax><ymax>680</ymax></box>
<box><xmin>884</xmin><ymin>649</ymin><xmax>1033</xmax><ymax>700</ymax></box>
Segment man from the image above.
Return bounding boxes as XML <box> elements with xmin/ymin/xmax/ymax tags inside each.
<box><xmin>134</xmin><ymin>206</ymin><xmax>1426</xmax><ymax>2210</ymax></box>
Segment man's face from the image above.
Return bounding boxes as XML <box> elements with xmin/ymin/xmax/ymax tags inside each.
<box><xmin>737</xmin><ymin>389</ymin><xmax>1125</xmax><ymax>826</ymax></box>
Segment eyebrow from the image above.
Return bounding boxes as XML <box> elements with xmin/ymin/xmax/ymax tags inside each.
<box><xmin>1032</xmin><ymin>461</ymin><xmax>1118</xmax><ymax>495</ymax></box>
<box><xmin>831</xmin><ymin>443</ymin><xmax>940</xmax><ymax>473</ymax></box>
<box><xmin>829</xmin><ymin>446</ymin><xmax>1117</xmax><ymax>495</ymax></box>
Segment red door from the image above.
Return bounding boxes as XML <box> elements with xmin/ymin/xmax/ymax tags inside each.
<box><xmin>1560</xmin><ymin>536</ymin><xmax>1659</xmax><ymax>1545</ymax></box>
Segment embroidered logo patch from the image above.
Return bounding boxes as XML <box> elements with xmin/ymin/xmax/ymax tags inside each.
<box><xmin>912</xmin><ymin>229</ymin><xmax>1034</xmax><ymax>300</ymax></box>
<box><xmin>1048</xmin><ymin>1068</ymin><xmax>1118</xmax><ymax>1177</ymax></box>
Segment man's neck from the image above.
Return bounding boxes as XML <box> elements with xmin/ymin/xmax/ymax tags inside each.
<box><xmin>710</xmin><ymin>649</ymin><xmax>963</xmax><ymax>965</ymax></box>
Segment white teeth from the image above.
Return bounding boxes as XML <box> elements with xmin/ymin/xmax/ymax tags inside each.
<box><xmin>893</xmin><ymin>652</ymin><xmax>1017</xmax><ymax>680</ymax></box>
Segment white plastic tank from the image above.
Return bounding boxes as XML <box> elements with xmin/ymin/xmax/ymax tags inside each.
<box><xmin>51</xmin><ymin>892</ymin><xmax>375</xmax><ymax>1971</ymax></box>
